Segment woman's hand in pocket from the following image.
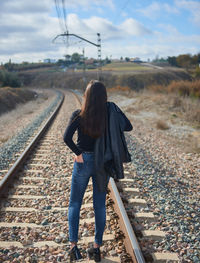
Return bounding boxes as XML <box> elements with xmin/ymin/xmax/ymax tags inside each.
<box><xmin>74</xmin><ymin>154</ymin><xmax>84</xmax><ymax>163</ymax></box>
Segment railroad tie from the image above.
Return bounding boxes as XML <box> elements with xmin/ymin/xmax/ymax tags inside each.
<box><xmin>25</xmin><ymin>163</ymin><xmax>51</xmax><ymax>168</ymax></box>
<box><xmin>81</xmin><ymin>257</ymin><xmax>121</xmax><ymax>263</ymax></box>
<box><xmin>1</xmin><ymin>203</ymin><xmax>93</xmax><ymax>212</ymax></box>
<box><xmin>13</xmin><ymin>184</ymin><xmax>40</xmax><ymax>188</ymax></box>
<box><xmin>128</xmin><ymin>198</ymin><xmax>147</xmax><ymax>206</ymax></box>
<box><xmin>152</xmin><ymin>252</ymin><xmax>180</xmax><ymax>262</ymax></box>
<box><xmin>123</xmin><ymin>187</ymin><xmax>140</xmax><ymax>194</ymax></box>
<box><xmin>119</xmin><ymin>178</ymin><xmax>134</xmax><ymax>182</ymax></box>
<box><xmin>0</xmin><ymin>234</ymin><xmax>114</xmax><ymax>248</ymax></box>
<box><xmin>134</xmin><ymin>212</ymin><xmax>156</xmax><ymax>221</ymax></box>
<box><xmin>0</xmin><ymin>216</ymin><xmax>111</xmax><ymax>228</ymax></box>
<box><xmin>142</xmin><ymin>230</ymin><xmax>166</xmax><ymax>240</ymax></box>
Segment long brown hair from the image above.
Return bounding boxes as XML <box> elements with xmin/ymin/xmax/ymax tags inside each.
<box><xmin>80</xmin><ymin>80</ymin><xmax>107</xmax><ymax>138</ymax></box>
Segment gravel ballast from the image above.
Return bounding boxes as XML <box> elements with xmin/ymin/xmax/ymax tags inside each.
<box><xmin>0</xmin><ymin>91</ymin><xmax>62</xmax><ymax>171</ymax></box>
<box><xmin>110</xmin><ymin>92</ymin><xmax>200</xmax><ymax>263</ymax></box>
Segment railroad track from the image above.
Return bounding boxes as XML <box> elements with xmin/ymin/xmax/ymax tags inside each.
<box><xmin>0</xmin><ymin>90</ymin><xmax>180</xmax><ymax>263</ymax></box>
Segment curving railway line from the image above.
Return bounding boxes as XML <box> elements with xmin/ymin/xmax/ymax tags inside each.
<box><xmin>0</xmin><ymin>90</ymin><xmax>180</xmax><ymax>262</ymax></box>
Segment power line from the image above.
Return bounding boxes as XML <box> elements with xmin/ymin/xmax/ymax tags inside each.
<box><xmin>54</xmin><ymin>0</ymin><xmax>65</xmax><ymax>33</ymax></box>
<box><xmin>62</xmin><ymin>0</ymin><xmax>68</xmax><ymax>33</ymax></box>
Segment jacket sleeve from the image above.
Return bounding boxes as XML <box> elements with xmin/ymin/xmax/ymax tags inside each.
<box><xmin>114</xmin><ymin>103</ymin><xmax>133</xmax><ymax>132</ymax></box>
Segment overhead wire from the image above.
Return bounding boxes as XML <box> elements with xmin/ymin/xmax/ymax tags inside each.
<box><xmin>62</xmin><ymin>0</ymin><xmax>68</xmax><ymax>33</ymax></box>
<box><xmin>54</xmin><ymin>0</ymin><xmax>65</xmax><ymax>33</ymax></box>
<box><xmin>53</xmin><ymin>0</ymin><xmax>98</xmax><ymax>59</ymax></box>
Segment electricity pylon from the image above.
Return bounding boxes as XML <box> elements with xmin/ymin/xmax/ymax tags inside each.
<box><xmin>53</xmin><ymin>32</ymin><xmax>102</xmax><ymax>80</ymax></box>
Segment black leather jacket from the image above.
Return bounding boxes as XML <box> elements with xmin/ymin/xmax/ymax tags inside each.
<box><xmin>94</xmin><ymin>102</ymin><xmax>133</xmax><ymax>192</ymax></box>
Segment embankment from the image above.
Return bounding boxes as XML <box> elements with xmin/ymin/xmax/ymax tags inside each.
<box><xmin>0</xmin><ymin>87</ymin><xmax>37</xmax><ymax>115</ymax></box>
<box><xmin>19</xmin><ymin>68</ymin><xmax>191</xmax><ymax>91</ymax></box>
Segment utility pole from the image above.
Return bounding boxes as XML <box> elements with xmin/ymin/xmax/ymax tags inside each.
<box><xmin>97</xmin><ymin>33</ymin><xmax>101</xmax><ymax>80</ymax></box>
<box><xmin>53</xmin><ymin>32</ymin><xmax>102</xmax><ymax>80</ymax></box>
<box><xmin>82</xmin><ymin>48</ymin><xmax>86</xmax><ymax>83</ymax></box>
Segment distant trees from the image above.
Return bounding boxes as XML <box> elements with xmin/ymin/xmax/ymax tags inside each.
<box><xmin>0</xmin><ymin>70</ymin><xmax>21</xmax><ymax>88</ymax></box>
<box><xmin>167</xmin><ymin>53</ymin><xmax>200</xmax><ymax>69</ymax></box>
<box><xmin>57</xmin><ymin>52</ymin><xmax>111</xmax><ymax>69</ymax></box>
<box><xmin>71</xmin><ymin>53</ymin><xmax>82</xmax><ymax>63</ymax></box>
<box><xmin>167</xmin><ymin>56</ymin><xmax>178</xmax><ymax>67</ymax></box>
<box><xmin>105</xmin><ymin>56</ymin><xmax>111</xmax><ymax>64</ymax></box>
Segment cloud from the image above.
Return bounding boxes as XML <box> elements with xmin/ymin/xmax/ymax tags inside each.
<box><xmin>175</xmin><ymin>0</ymin><xmax>200</xmax><ymax>27</ymax></box>
<box><xmin>120</xmin><ymin>18</ymin><xmax>152</xmax><ymax>36</ymax></box>
<box><xmin>65</xmin><ymin>14</ymin><xmax>152</xmax><ymax>43</ymax></box>
<box><xmin>0</xmin><ymin>0</ymin><xmax>51</xmax><ymax>14</ymax></box>
<box><xmin>61</xmin><ymin>0</ymin><xmax>115</xmax><ymax>11</ymax></box>
<box><xmin>0</xmin><ymin>3</ymin><xmax>152</xmax><ymax>63</ymax></box>
<box><xmin>138</xmin><ymin>1</ymin><xmax>179</xmax><ymax>19</ymax></box>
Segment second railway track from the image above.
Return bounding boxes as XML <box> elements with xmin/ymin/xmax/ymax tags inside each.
<box><xmin>0</xmin><ymin>89</ymin><xmax>180</xmax><ymax>263</ymax></box>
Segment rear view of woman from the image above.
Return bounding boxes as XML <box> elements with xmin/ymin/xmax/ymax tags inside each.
<box><xmin>64</xmin><ymin>80</ymin><xmax>132</xmax><ymax>262</ymax></box>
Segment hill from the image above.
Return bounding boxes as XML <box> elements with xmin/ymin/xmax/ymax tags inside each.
<box><xmin>0</xmin><ymin>87</ymin><xmax>37</xmax><ymax>115</ymax></box>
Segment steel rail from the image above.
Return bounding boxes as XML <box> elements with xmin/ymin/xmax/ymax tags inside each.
<box><xmin>72</xmin><ymin>90</ymin><xmax>145</xmax><ymax>263</ymax></box>
<box><xmin>109</xmin><ymin>178</ymin><xmax>146</xmax><ymax>263</ymax></box>
<box><xmin>0</xmin><ymin>92</ymin><xmax>64</xmax><ymax>198</ymax></box>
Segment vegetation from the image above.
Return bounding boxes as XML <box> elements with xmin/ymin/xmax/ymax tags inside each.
<box><xmin>148</xmin><ymin>80</ymin><xmax>200</xmax><ymax>99</ymax></box>
<box><xmin>0</xmin><ymin>87</ymin><xmax>37</xmax><ymax>115</ymax></box>
<box><xmin>3</xmin><ymin>61</ymin><xmax>55</xmax><ymax>72</ymax></box>
<box><xmin>168</xmin><ymin>53</ymin><xmax>200</xmax><ymax>68</ymax></box>
<box><xmin>0</xmin><ymin>70</ymin><xmax>21</xmax><ymax>87</ymax></box>
<box><xmin>102</xmin><ymin>62</ymin><xmax>150</xmax><ymax>71</ymax></box>
<box><xmin>156</xmin><ymin>120</ymin><xmax>170</xmax><ymax>130</ymax></box>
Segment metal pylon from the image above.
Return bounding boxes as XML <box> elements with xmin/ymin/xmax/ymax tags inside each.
<box><xmin>97</xmin><ymin>33</ymin><xmax>101</xmax><ymax>80</ymax></box>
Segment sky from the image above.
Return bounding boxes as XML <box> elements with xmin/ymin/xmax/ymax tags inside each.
<box><xmin>0</xmin><ymin>0</ymin><xmax>200</xmax><ymax>63</ymax></box>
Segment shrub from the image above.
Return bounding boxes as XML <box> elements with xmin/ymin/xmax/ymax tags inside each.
<box><xmin>149</xmin><ymin>80</ymin><xmax>200</xmax><ymax>99</ymax></box>
<box><xmin>0</xmin><ymin>87</ymin><xmax>36</xmax><ymax>115</ymax></box>
<box><xmin>0</xmin><ymin>70</ymin><xmax>21</xmax><ymax>88</ymax></box>
<box><xmin>167</xmin><ymin>80</ymin><xmax>200</xmax><ymax>98</ymax></box>
<box><xmin>156</xmin><ymin>120</ymin><xmax>170</xmax><ymax>130</ymax></box>
<box><xmin>195</xmin><ymin>66</ymin><xmax>200</xmax><ymax>79</ymax></box>
<box><xmin>108</xmin><ymin>85</ymin><xmax>131</xmax><ymax>93</ymax></box>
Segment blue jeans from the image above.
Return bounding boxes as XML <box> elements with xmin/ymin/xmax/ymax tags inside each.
<box><xmin>68</xmin><ymin>152</ymin><xmax>109</xmax><ymax>245</ymax></box>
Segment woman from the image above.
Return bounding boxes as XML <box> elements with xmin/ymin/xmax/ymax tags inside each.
<box><xmin>64</xmin><ymin>80</ymin><xmax>132</xmax><ymax>262</ymax></box>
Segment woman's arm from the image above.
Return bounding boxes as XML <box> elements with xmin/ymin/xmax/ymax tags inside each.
<box><xmin>63</xmin><ymin>111</ymin><xmax>83</xmax><ymax>156</ymax></box>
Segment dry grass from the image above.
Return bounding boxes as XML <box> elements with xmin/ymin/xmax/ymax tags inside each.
<box><xmin>169</xmin><ymin>94</ymin><xmax>200</xmax><ymax>123</ymax></box>
<box><xmin>107</xmin><ymin>85</ymin><xmax>131</xmax><ymax>93</ymax></box>
<box><xmin>148</xmin><ymin>80</ymin><xmax>200</xmax><ymax>98</ymax></box>
<box><xmin>185</xmin><ymin>132</ymin><xmax>200</xmax><ymax>153</ymax></box>
<box><xmin>156</xmin><ymin>120</ymin><xmax>170</xmax><ymax>130</ymax></box>
<box><xmin>0</xmin><ymin>87</ymin><xmax>36</xmax><ymax>115</ymax></box>
<box><xmin>102</xmin><ymin>62</ymin><xmax>151</xmax><ymax>71</ymax></box>
<box><xmin>167</xmin><ymin>80</ymin><xmax>200</xmax><ymax>98</ymax></box>
<box><xmin>0</xmin><ymin>101</ymin><xmax>40</xmax><ymax>127</ymax></box>
<box><xmin>147</xmin><ymin>80</ymin><xmax>200</xmax><ymax>124</ymax></box>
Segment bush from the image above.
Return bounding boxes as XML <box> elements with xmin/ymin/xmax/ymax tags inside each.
<box><xmin>0</xmin><ymin>70</ymin><xmax>21</xmax><ymax>88</ymax></box>
<box><xmin>148</xmin><ymin>80</ymin><xmax>200</xmax><ymax>99</ymax></box>
<box><xmin>0</xmin><ymin>87</ymin><xmax>36</xmax><ymax>115</ymax></box>
<box><xmin>195</xmin><ymin>66</ymin><xmax>200</xmax><ymax>79</ymax></box>
<box><xmin>167</xmin><ymin>80</ymin><xmax>200</xmax><ymax>98</ymax></box>
<box><xmin>156</xmin><ymin>120</ymin><xmax>170</xmax><ymax>130</ymax></box>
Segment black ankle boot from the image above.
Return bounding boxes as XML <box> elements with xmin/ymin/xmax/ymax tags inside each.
<box><xmin>87</xmin><ymin>247</ymin><xmax>101</xmax><ymax>262</ymax></box>
<box><xmin>69</xmin><ymin>245</ymin><xmax>82</xmax><ymax>262</ymax></box>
